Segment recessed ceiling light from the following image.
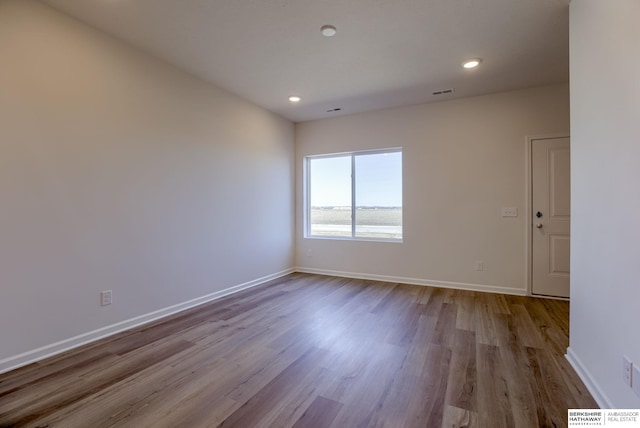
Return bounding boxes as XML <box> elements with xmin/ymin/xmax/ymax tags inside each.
<box><xmin>321</xmin><ymin>25</ymin><xmax>337</xmax><ymax>37</ymax></box>
<box><xmin>462</xmin><ymin>58</ymin><xmax>482</xmax><ymax>69</ymax></box>
<box><xmin>288</xmin><ymin>96</ymin><xmax>301</xmax><ymax>103</ymax></box>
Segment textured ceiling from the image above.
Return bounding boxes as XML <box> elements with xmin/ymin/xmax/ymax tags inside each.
<box><xmin>41</xmin><ymin>0</ymin><xmax>570</xmax><ymax>122</ymax></box>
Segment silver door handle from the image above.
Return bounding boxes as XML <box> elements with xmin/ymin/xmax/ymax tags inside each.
<box><xmin>535</xmin><ymin>223</ymin><xmax>543</xmax><ymax>228</ymax></box>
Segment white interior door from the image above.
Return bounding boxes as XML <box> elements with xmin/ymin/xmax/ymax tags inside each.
<box><xmin>532</xmin><ymin>137</ymin><xmax>571</xmax><ymax>298</ymax></box>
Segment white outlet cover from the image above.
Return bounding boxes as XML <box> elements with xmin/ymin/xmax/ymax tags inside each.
<box><xmin>101</xmin><ymin>290</ymin><xmax>113</xmax><ymax>306</ymax></box>
<box><xmin>623</xmin><ymin>355</ymin><xmax>633</xmax><ymax>387</ymax></box>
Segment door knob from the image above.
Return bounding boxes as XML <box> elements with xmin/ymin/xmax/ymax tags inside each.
<box><xmin>535</xmin><ymin>223</ymin><xmax>543</xmax><ymax>229</ymax></box>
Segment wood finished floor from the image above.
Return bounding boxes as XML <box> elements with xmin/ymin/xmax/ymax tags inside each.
<box><xmin>0</xmin><ymin>273</ymin><xmax>596</xmax><ymax>428</ymax></box>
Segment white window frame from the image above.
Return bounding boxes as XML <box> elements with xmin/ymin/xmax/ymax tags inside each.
<box><xmin>304</xmin><ymin>147</ymin><xmax>403</xmax><ymax>242</ymax></box>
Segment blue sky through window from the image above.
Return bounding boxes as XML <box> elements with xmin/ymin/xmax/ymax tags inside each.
<box><xmin>309</xmin><ymin>151</ymin><xmax>402</xmax><ymax>208</ymax></box>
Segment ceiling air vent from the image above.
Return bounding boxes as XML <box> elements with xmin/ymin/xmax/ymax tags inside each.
<box><xmin>326</xmin><ymin>108</ymin><xmax>342</xmax><ymax>113</ymax></box>
<box><xmin>432</xmin><ymin>88</ymin><xmax>454</xmax><ymax>96</ymax></box>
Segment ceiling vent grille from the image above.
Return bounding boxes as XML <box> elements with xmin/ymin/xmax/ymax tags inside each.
<box><xmin>432</xmin><ymin>88</ymin><xmax>454</xmax><ymax>96</ymax></box>
<box><xmin>326</xmin><ymin>108</ymin><xmax>342</xmax><ymax>113</ymax></box>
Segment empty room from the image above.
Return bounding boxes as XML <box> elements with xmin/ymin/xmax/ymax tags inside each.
<box><xmin>1</xmin><ymin>0</ymin><xmax>639</xmax><ymax>427</ymax></box>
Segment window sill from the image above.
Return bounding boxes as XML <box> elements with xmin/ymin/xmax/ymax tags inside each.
<box><xmin>304</xmin><ymin>235</ymin><xmax>403</xmax><ymax>244</ymax></box>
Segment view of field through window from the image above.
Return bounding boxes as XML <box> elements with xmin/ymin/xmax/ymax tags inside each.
<box><xmin>308</xmin><ymin>150</ymin><xmax>402</xmax><ymax>240</ymax></box>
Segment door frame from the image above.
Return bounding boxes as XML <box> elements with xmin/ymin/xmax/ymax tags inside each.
<box><xmin>525</xmin><ymin>133</ymin><xmax>570</xmax><ymax>299</ymax></box>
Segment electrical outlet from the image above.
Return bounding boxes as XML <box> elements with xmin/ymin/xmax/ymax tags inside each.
<box><xmin>623</xmin><ymin>355</ymin><xmax>632</xmax><ymax>387</ymax></box>
<box><xmin>100</xmin><ymin>290</ymin><xmax>113</xmax><ymax>306</ymax></box>
<box><xmin>306</xmin><ymin>248</ymin><xmax>313</xmax><ymax>258</ymax></box>
<box><xmin>633</xmin><ymin>364</ymin><xmax>640</xmax><ymax>398</ymax></box>
<box><xmin>474</xmin><ymin>261</ymin><xmax>484</xmax><ymax>271</ymax></box>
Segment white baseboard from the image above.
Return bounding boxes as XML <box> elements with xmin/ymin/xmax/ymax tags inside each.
<box><xmin>294</xmin><ymin>267</ymin><xmax>527</xmax><ymax>296</ymax></box>
<box><xmin>0</xmin><ymin>268</ymin><xmax>294</xmax><ymax>375</ymax></box>
<box><xmin>566</xmin><ymin>347</ymin><xmax>611</xmax><ymax>409</ymax></box>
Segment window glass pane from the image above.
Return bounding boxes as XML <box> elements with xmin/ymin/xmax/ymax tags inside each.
<box><xmin>309</xmin><ymin>156</ymin><xmax>352</xmax><ymax>237</ymax></box>
<box><xmin>355</xmin><ymin>152</ymin><xmax>402</xmax><ymax>240</ymax></box>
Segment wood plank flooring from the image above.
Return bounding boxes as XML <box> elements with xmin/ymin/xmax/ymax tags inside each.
<box><xmin>0</xmin><ymin>273</ymin><xmax>597</xmax><ymax>427</ymax></box>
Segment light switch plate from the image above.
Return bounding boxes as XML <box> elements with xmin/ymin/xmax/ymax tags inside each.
<box><xmin>501</xmin><ymin>207</ymin><xmax>518</xmax><ymax>217</ymax></box>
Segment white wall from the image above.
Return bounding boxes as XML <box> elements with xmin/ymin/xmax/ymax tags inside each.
<box><xmin>0</xmin><ymin>0</ymin><xmax>294</xmax><ymax>370</ymax></box>
<box><xmin>295</xmin><ymin>84</ymin><xmax>569</xmax><ymax>294</ymax></box>
<box><xmin>568</xmin><ymin>0</ymin><xmax>640</xmax><ymax>408</ymax></box>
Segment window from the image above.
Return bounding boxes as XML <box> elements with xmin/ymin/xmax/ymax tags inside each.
<box><xmin>305</xmin><ymin>148</ymin><xmax>402</xmax><ymax>241</ymax></box>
